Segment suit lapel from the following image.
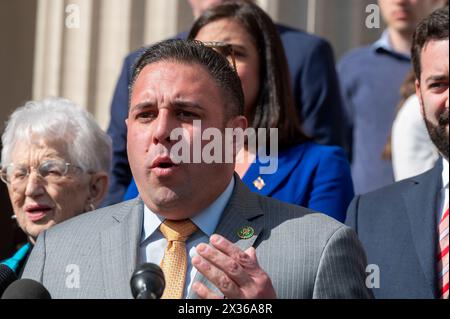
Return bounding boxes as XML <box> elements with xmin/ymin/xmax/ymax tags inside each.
<box><xmin>100</xmin><ymin>199</ymin><xmax>144</xmax><ymax>299</ymax></box>
<box><xmin>188</xmin><ymin>176</ymin><xmax>265</xmax><ymax>299</ymax></box>
<box><xmin>402</xmin><ymin>161</ymin><xmax>443</xmax><ymax>298</ymax></box>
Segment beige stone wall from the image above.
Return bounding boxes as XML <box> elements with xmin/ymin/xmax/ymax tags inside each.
<box><xmin>2</xmin><ymin>0</ymin><xmax>382</xmax><ymax>131</ymax></box>
<box><xmin>0</xmin><ymin>0</ymin><xmax>37</xmax><ymax>133</ymax></box>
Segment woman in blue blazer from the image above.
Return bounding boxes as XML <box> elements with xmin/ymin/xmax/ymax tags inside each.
<box><xmin>124</xmin><ymin>2</ymin><xmax>353</xmax><ymax>222</ymax></box>
<box><xmin>125</xmin><ymin>142</ymin><xmax>353</xmax><ymax>222</ymax></box>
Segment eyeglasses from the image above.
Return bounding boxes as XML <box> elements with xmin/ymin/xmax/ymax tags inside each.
<box><xmin>0</xmin><ymin>160</ymin><xmax>83</xmax><ymax>186</ymax></box>
<box><xmin>203</xmin><ymin>41</ymin><xmax>237</xmax><ymax>71</ymax></box>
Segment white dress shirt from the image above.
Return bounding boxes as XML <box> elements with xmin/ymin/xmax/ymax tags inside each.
<box><xmin>139</xmin><ymin>177</ymin><xmax>235</xmax><ymax>298</ymax></box>
<box><xmin>439</xmin><ymin>158</ymin><xmax>449</xmax><ymax>224</ymax></box>
<box><xmin>392</xmin><ymin>95</ymin><xmax>440</xmax><ymax>181</ymax></box>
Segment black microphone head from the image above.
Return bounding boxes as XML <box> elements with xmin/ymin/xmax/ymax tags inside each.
<box><xmin>130</xmin><ymin>263</ymin><xmax>165</xmax><ymax>299</ymax></box>
<box><xmin>0</xmin><ymin>264</ymin><xmax>18</xmax><ymax>296</ymax></box>
<box><xmin>2</xmin><ymin>279</ymin><xmax>51</xmax><ymax>299</ymax></box>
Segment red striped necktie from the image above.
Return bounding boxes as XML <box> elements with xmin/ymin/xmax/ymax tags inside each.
<box><xmin>438</xmin><ymin>207</ymin><xmax>449</xmax><ymax>299</ymax></box>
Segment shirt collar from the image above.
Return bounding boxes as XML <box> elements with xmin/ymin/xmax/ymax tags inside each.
<box><xmin>141</xmin><ymin>176</ymin><xmax>235</xmax><ymax>243</ymax></box>
<box><xmin>442</xmin><ymin>158</ymin><xmax>449</xmax><ymax>190</ymax></box>
<box><xmin>373</xmin><ymin>30</ymin><xmax>411</xmax><ymax>60</ymax></box>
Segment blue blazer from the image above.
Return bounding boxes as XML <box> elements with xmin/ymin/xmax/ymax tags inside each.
<box><xmin>346</xmin><ymin>161</ymin><xmax>443</xmax><ymax>299</ymax></box>
<box><xmin>124</xmin><ymin>143</ymin><xmax>354</xmax><ymax>223</ymax></box>
<box><xmin>103</xmin><ymin>24</ymin><xmax>348</xmax><ymax>206</ymax></box>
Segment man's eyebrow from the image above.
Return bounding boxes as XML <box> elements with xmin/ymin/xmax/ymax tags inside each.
<box><xmin>130</xmin><ymin>100</ymin><xmax>204</xmax><ymax>112</ymax></box>
<box><xmin>130</xmin><ymin>101</ymin><xmax>155</xmax><ymax>112</ymax></box>
<box><xmin>172</xmin><ymin>100</ymin><xmax>204</xmax><ymax>110</ymax></box>
<box><xmin>426</xmin><ymin>75</ymin><xmax>448</xmax><ymax>83</ymax></box>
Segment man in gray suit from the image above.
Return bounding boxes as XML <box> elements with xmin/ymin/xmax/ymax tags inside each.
<box><xmin>22</xmin><ymin>40</ymin><xmax>372</xmax><ymax>299</ymax></box>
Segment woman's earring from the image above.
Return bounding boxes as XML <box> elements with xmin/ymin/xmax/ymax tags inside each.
<box><xmin>89</xmin><ymin>203</ymin><xmax>96</xmax><ymax>211</ymax></box>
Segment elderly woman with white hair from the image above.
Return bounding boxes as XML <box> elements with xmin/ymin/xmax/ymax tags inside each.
<box><xmin>0</xmin><ymin>97</ymin><xmax>112</xmax><ymax>276</ymax></box>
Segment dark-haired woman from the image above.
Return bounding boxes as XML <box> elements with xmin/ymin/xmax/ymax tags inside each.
<box><xmin>125</xmin><ymin>1</ymin><xmax>353</xmax><ymax>222</ymax></box>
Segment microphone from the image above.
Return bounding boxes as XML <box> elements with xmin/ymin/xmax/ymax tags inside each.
<box><xmin>1</xmin><ymin>279</ymin><xmax>51</xmax><ymax>299</ymax></box>
<box><xmin>0</xmin><ymin>264</ymin><xmax>18</xmax><ymax>297</ymax></box>
<box><xmin>130</xmin><ymin>263</ymin><xmax>165</xmax><ymax>299</ymax></box>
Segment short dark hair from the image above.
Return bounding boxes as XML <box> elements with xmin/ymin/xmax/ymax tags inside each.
<box><xmin>412</xmin><ymin>6</ymin><xmax>449</xmax><ymax>80</ymax></box>
<box><xmin>130</xmin><ymin>39</ymin><xmax>245</xmax><ymax>120</ymax></box>
<box><xmin>188</xmin><ymin>1</ymin><xmax>310</xmax><ymax>149</ymax></box>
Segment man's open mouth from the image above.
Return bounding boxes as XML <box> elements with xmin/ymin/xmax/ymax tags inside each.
<box><xmin>151</xmin><ymin>157</ymin><xmax>179</xmax><ymax>170</ymax></box>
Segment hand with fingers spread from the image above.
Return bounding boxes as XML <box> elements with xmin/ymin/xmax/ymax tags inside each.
<box><xmin>192</xmin><ymin>234</ymin><xmax>277</xmax><ymax>299</ymax></box>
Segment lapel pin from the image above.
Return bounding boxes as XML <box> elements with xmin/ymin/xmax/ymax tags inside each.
<box><xmin>253</xmin><ymin>177</ymin><xmax>266</xmax><ymax>191</ymax></box>
<box><xmin>237</xmin><ymin>226</ymin><xmax>255</xmax><ymax>240</ymax></box>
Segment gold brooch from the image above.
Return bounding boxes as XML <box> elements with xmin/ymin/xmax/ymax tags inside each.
<box><xmin>253</xmin><ymin>177</ymin><xmax>266</xmax><ymax>190</ymax></box>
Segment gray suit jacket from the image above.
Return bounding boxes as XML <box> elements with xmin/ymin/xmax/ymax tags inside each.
<box><xmin>22</xmin><ymin>178</ymin><xmax>372</xmax><ymax>299</ymax></box>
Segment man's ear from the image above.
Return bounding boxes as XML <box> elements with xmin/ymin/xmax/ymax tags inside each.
<box><xmin>87</xmin><ymin>173</ymin><xmax>109</xmax><ymax>209</ymax></box>
<box><xmin>416</xmin><ymin>79</ymin><xmax>425</xmax><ymax>116</ymax></box>
<box><xmin>230</xmin><ymin>115</ymin><xmax>248</xmax><ymax>131</ymax></box>
<box><xmin>227</xmin><ymin>115</ymin><xmax>248</xmax><ymax>158</ymax></box>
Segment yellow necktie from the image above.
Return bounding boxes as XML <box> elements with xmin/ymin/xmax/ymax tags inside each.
<box><xmin>159</xmin><ymin>219</ymin><xmax>198</xmax><ymax>299</ymax></box>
